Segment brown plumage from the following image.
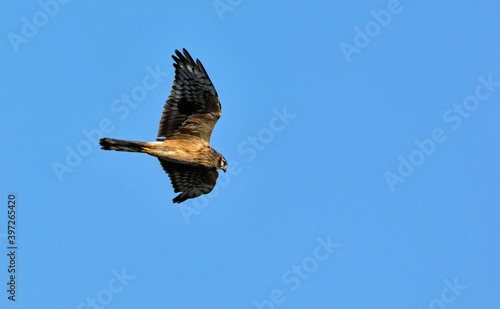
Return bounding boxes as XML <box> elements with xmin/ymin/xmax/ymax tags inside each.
<box><xmin>99</xmin><ymin>49</ymin><xmax>227</xmax><ymax>203</ymax></box>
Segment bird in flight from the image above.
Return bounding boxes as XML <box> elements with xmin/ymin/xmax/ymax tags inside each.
<box><xmin>100</xmin><ymin>49</ymin><xmax>227</xmax><ymax>203</ymax></box>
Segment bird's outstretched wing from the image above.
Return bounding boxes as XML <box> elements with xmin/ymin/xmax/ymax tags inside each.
<box><xmin>158</xmin><ymin>159</ymin><xmax>219</xmax><ymax>203</ymax></box>
<box><xmin>157</xmin><ymin>49</ymin><xmax>221</xmax><ymax>143</ymax></box>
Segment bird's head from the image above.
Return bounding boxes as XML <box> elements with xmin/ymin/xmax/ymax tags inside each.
<box><xmin>218</xmin><ymin>156</ymin><xmax>228</xmax><ymax>173</ymax></box>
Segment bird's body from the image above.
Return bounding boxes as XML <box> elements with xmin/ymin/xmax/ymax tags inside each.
<box><xmin>99</xmin><ymin>49</ymin><xmax>227</xmax><ymax>203</ymax></box>
<box><xmin>100</xmin><ymin>137</ymin><xmax>221</xmax><ymax>168</ymax></box>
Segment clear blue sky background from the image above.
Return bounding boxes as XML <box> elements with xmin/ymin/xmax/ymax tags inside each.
<box><xmin>1</xmin><ymin>1</ymin><xmax>499</xmax><ymax>308</ymax></box>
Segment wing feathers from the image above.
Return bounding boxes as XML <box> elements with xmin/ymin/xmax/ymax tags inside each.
<box><xmin>159</xmin><ymin>159</ymin><xmax>218</xmax><ymax>203</ymax></box>
<box><xmin>157</xmin><ymin>49</ymin><xmax>220</xmax><ymax>142</ymax></box>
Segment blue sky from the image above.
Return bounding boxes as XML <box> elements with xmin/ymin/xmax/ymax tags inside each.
<box><xmin>1</xmin><ymin>1</ymin><xmax>499</xmax><ymax>308</ymax></box>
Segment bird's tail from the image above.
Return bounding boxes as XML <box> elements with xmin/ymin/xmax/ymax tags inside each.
<box><xmin>99</xmin><ymin>138</ymin><xmax>148</xmax><ymax>153</ymax></box>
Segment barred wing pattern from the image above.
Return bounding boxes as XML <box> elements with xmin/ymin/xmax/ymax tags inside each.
<box><xmin>159</xmin><ymin>159</ymin><xmax>218</xmax><ymax>203</ymax></box>
<box><xmin>157</xmin><ymin>49</ymin><xmax>221</xmax><ymax>143</ymax></box>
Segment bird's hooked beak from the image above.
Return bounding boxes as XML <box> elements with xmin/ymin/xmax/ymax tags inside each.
<box><xmin>220</xmin><ymin>157</ymin><xmax>227</xmax><ymax>173</ymax></box>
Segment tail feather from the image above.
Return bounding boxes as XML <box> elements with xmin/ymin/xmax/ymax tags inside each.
<box><xmin>99</xmin><ymin>138</ymin><xmax>147</xmax><ymax>153</ymax></box>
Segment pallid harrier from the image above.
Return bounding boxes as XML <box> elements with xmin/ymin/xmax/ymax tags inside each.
<box><xmin>99</xmin><ymin>49</ymin><xmax>227</xmax><ymax>203</ymax></box>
